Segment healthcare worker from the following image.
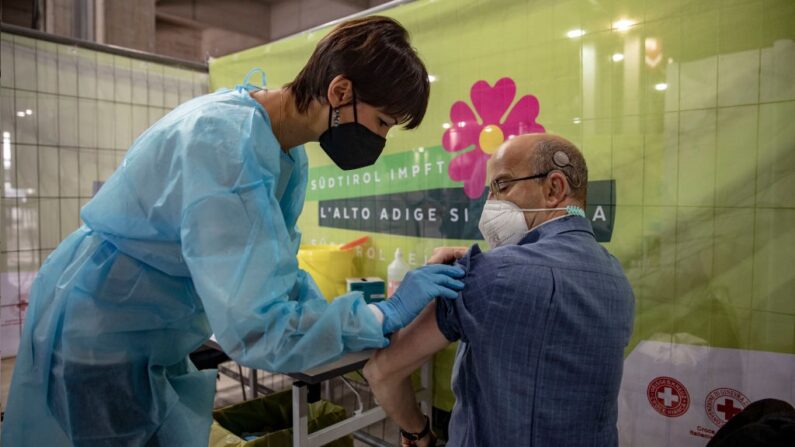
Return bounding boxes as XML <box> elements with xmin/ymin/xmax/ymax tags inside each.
<box><xmin>1</xmin><ymin>16</ymin><xmax>464</xmax><ymax>446</ymax></box>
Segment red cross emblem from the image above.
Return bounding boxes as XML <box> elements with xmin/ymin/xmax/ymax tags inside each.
<box><xmin>705</xmin><ymin>388</ymin><xmax>750</xmax><ymax>427</ymax></box>
<box><xmin>718</xmin><ymin>399</ymin><xmax>742</xmax><ymax>420</ymax></box>
<box><xmin>647</xmin><ymin>376</ymin><xmax>690</xmax><ymax>417</ymax></box>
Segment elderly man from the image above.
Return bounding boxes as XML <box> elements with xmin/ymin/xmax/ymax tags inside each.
<box><xmin>363</xmin><ymin>134</ymin><xmax>635</xmax><ymax>447</ymax></box>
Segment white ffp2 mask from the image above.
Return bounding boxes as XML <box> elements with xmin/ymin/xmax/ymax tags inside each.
<box><xmin>477</xmin><ymin>200</ymin><xmax>586</xmax><ymax>249</ymax></box>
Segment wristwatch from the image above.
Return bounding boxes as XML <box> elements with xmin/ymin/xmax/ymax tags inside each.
<box><xmin>400</xmin><ymin>415</ymin><xmax>431</xmax><ymax>442</ymax></box>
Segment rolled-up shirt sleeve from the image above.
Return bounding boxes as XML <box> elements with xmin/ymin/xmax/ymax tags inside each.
<box><xmin>434</xmin><ymin>244</ymin><xmax>486</xmax><ymax>343</ymax></box>
<box><xmin>436</xmin><ymin>295</ymin><xmax>462</xmax><ymax>342</ymax></box>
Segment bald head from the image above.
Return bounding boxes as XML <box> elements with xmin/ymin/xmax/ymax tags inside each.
<box><xmin>491</xmin><ymin>133</ymin><xmax>588</xmax><ymax>206</ymax></box>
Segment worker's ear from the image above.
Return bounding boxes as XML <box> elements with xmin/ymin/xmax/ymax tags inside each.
<box><xmin>545</xmin><ymin>171</ymin><xmax>569</xmax><ymax>206</ymax></box>
<box><xmin>326</xmin><ymin>75</ymin><xmax>353</xmax><ymax>108</ymax></box>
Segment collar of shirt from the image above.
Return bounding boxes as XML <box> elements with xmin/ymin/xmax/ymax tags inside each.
<box><xmin>527</xmin><ymin>214</ymin><xmax>570</xmax><ymax>233</ymax></box>
<box><xmin>517</xmin><ymin>215</ymin><xmax>594</xmax><ymax>245</ymax></box>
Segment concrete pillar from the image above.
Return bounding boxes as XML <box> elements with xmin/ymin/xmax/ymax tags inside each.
<box><xmin>102</xmin><ymin>0</ymin><xmax>156</xmax><ymax>53</ymax></box>
<box><xmin>155</xmin><ymin>20</ymin><xmax>203</xmax><ymax>61</ymax></box>
<box><xmin>45</xmin><ymin>0</ymin><xmax>78</xmax><ymax>38</ymax></box>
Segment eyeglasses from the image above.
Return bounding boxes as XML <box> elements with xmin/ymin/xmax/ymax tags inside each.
<box><xmin>489</xmin><ymin>171</ymin><xmax>551</xmax><ymax>196</ymax></box>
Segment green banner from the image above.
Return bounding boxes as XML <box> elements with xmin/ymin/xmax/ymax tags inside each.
<box><xmin>306</xmin><ymin>145</ymin><xmax>457</xmax><ymax>201</ymax></box>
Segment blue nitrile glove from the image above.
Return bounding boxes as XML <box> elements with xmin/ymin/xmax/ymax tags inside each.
<box><xmin>375</xmin><ymin>264</ymin><xmax>465</xmax><ymax>334</ymax></box>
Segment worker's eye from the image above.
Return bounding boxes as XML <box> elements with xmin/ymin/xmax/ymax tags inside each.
<box><xmin>379</xmin><ymin>118</ymin><xmax>389</xmax><ymax>128</ymax></box>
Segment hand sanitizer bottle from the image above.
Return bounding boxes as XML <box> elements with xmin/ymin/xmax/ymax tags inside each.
<box><xmin>387</xmin><ymin>248</ymin><xmax>410</xmax><ymax>297</ymax></box>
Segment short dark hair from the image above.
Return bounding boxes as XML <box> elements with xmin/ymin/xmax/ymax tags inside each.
<box><xmin>532</xmin><ymin>137</ymin><xmax>589</xmax><ymax>206</ymax></box>
<box><xmin>286</xmin><ymin>16</ymin><xmax>430</xmax><ymax>129</ymax></box>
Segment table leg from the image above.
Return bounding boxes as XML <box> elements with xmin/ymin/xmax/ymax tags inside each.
<box><xmin>292</xmin><ymin>382</ymin><xmax>309</xmax><ymax>447</ymax></box>
<box><xmin>250</xmin><ymin>367</ymin><xmax>258</xmax><ymax>398</ymax></box>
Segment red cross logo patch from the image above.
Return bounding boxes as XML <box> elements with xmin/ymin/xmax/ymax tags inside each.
<box><xmin>647</xmin><ymin>376</ymin><xmax>690</xmax><ymax>417</ymax></box>
<box><xmin>705</xmin><ymin>388</ymin><xmax>750</xmax><ymax>427</ymax></box>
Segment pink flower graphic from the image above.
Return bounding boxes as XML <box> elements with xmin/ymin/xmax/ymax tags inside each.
<box><xmin>442</xmin><ymin>77</ymin><xmax>545</xmax><ymax>198</ymax></box>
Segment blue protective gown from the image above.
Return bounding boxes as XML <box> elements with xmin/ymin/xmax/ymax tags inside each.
<box><xmin>1</xmin><ymin>85</ymin><xmax>388</xmax><ymax>446</ymax></box>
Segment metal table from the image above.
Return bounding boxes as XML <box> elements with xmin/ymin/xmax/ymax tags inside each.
<box><xmin>203</xmin><ymin>339</ymin><xmax>433</xmax><ymax>447</ymax></box>
<box><xmin>204</xmin><ymin>337</ymin><xmax>269</xmax><ymax>398</ymax></box>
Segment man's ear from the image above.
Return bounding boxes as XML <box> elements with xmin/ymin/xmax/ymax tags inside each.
<box><xmin>326</xmin><ymin>75</ymin><xmax>353</xmax><ymax>107</ymax></box>
<box><xmin>545</xmin><ymin>171</ymin><xmax>569</xmax><ymax>206</ymax></box>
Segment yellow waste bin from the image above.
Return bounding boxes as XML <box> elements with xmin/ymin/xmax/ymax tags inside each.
<box><xmin>297</xmin><ymin>244</ymin><xmax>356</xmax><ymax>302</ymax></box>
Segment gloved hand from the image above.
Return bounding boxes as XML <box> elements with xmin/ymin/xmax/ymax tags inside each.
<box><xmin>375</xmin><ymin>264</ymin><xmax>465</xmax><ymax>334</ymax></box>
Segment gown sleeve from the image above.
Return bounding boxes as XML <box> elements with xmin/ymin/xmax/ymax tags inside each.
<box><xmin>178</xmin><ymin>104</ymin><xmax>387</xmax><ymax>373</ymax></box>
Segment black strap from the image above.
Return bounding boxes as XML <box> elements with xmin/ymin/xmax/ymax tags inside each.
<box><xmin>400</xmin><ymin>415</ymin><xmax>430</xmax><ymax>441</ymax></box>
<box><xmin>352</xmin><ymin>88</ymin><xmax>359</xmax><ymax>122</ymax></box>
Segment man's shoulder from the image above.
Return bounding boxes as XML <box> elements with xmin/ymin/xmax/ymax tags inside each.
<box><xmin>457</xmin><ymin>243</ymin><xmax>515</xmax><ymax>275</ymax></box>
<box><xmin>456</xmin><ymin>243</ymin><xmax>554</xmax><ymax>292</ymax></box>
<box><xmin>467</xmin><ymin>240</ymin><xmax>556</xmax><ymax>268</ymax></box>
<box><xmin>463</xmin><ymin>234</ymin><xmax>626</xmax><ymax>282</ymax></box>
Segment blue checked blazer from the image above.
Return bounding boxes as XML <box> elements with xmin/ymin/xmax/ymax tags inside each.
<box><xmin>436</xmin><ymin>216</ymin><xmax>635</xmax><ymax>447</ymax></box>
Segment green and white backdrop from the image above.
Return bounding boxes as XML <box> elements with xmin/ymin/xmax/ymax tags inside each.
<box><xmin>210</xmin><ymin>0</ymin><xmax>795</xmax><ymax>444</ymax></box>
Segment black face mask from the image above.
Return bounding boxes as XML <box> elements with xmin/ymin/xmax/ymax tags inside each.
<box><xmin>319</xmin><ymin>89</ymin><xmax>387</xmax><ymax>171</ymax></box>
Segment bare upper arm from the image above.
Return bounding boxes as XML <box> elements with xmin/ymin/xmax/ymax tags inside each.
<box><xmin>364</xmin><ymin>301</ymin><xmax>451</xmax><ymax>383</ymax></box>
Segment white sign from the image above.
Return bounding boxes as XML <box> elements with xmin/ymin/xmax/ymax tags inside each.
<box><xmin>619</xmin><ymin>340</ymin><xmax>795</xmax><ymax>446</ymax></box>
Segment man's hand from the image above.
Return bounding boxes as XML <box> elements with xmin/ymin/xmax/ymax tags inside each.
<box><xmin>427</xmin><ymin>246</ymin><xmax>469</xmax><ymax>265</ymax></box>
